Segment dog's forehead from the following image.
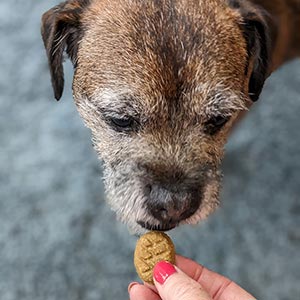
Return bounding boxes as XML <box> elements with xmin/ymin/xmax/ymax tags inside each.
<box><xmin>75</xmin><ymin>0</ymin><xmax>247</xmax><ymax>117</ymax></box>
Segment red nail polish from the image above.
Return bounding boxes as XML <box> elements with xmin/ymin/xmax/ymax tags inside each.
<box><xmin>153</xmin><ymin>261</ymin><xmax>177</xmax><ymax>285</ymax></box>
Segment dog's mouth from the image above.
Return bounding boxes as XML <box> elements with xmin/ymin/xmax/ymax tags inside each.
<box><xmin>137</xmin><ymin>220</ymin><xmax>178</xmax><ymax>231</ymax></box>
<box><xmin>104</xmin><ymin>164</ymin><xmax>221</xmax><ymax>234</ymax></box>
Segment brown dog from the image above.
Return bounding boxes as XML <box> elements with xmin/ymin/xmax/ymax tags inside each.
<box><xmin>41</xmin><ymin>0</ymin><xmax>300</xmax><ymax>233</ymax></box>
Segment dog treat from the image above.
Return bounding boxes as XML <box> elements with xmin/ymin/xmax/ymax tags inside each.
<box><xmin>134</xmin><ymin>231</ymin><xmax>175</xmax><ymax>284</ymax></box>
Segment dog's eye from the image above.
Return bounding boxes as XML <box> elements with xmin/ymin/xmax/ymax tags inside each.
<box><xmin>109</xmin><ymin>116</ymin><xmax>136</xmax><ymax>132</ymax></box>
<box><xmin>204</xmin><ymin>116</ymin><xmax>230</xmax><ymax>135</ymax></box>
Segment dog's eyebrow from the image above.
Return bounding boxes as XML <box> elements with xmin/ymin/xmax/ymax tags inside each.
<box><xmin>193</xmin><ymin>83</ymin><xmax>248</xmax><ymax>117</ymax></box>
<box><xmin>204</xmin><ymin>91</ymin><xmax>247</xmax><ymax>117</ymax></box>
<box><xmin>92</xmin><ymin>88</ymin><xmax>140</xmax><ymax>117</ymax></box>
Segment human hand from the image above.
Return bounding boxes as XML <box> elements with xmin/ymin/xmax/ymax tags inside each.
<box><xmin>128</xmin><ymin>254</ymin><xmax>256</xmax><ymax>300</ymax></box>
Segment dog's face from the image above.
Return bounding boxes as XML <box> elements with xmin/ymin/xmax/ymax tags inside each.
<box><xmin>42</xmin><ymin>0</ymin><xmax>270</xmax><ymax>233</ymax></box>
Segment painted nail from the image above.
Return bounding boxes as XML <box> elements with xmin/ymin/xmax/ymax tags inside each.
<box><xmin>153</xmin><ymin>261</ymin><xmax>177</xmax><ymax>285</ymax></box>
<box><xmin>128</xmin><ymin>282</ymin><xmax>139</xmax><ymax>293</ymax></box>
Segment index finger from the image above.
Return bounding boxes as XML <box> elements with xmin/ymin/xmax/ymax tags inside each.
<box><xmin>175</xmin><ymin>254</ymin><xmax>256</xmax><ymax>300</ymax></box>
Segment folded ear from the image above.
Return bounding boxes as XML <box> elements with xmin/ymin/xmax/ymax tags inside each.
<box><xmin>229</xmin><ymin>0</ymin><xmax>272</xmax><ymax>101</ymax></box>
<box><xmin>244</xmin><ymin>12</ymin><xmax>271</xmax><ymax>101</ymax></box>
<box><xmin>41</xmin><ymin>0</ymin><xmax>90</xmax><ymax>100</ymax></box>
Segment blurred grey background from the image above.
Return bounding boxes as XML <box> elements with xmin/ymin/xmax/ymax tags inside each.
<box><xmin>0</xmin><ymin>1</ymin><xmax>299</xmax><ymax>299</ymax></box>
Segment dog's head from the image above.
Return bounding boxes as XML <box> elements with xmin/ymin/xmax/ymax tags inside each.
<box><xmin>42</xmin><ymin>0</ymin><xmax>271</xmax><ymax>233</ymax></box>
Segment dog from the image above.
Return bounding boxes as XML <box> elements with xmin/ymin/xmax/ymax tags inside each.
<box><xmin>41</xmin><ymin>0</ymin><xmax>300</xmax><ymax>233</ymax></box>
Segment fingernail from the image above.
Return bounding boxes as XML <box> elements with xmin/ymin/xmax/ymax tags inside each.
<box><xmin>153</xmin><ymin>261</ymin><xmax>177</xmax><ymax>285</ymax></box>
<box><xmin>128</xmin><ymin>282</ymin><xmax>139</xmax><ymax>293</ymax></box>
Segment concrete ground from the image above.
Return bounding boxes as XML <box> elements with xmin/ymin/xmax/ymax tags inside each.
<box><xmin>0</xmin><ymin>1</ymin><xmax>299</xmax><ymax>299</ymax></box>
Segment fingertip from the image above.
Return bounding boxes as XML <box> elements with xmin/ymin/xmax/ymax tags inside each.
<box><xmin>129</xmin><ymin>282</ymin><xmax>160</xmax><ymax>300</ymax></box>
<box><xmin>153</xmin><ymin>261</ymin><xmax>177</xmax><ymax>285</ymax></box>
<box><xmin>128</xmin><ymin>282</ymin><xmax>139</xmax><ymax>294</ymax></box>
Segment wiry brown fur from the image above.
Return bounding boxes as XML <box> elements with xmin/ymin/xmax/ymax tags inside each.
<box><xmin>41</xmin><ymin>0</ymin><xmax>300</xmax><ymax>233</ymax></box>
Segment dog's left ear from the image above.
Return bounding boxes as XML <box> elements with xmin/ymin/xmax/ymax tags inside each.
<box><xmin>229</xmin><ymin>0</ymin><xmax>272</xmax><ymax>101</ymax></box>
<box><xmin>243</xmin><ymin>11</ymin><xmax>271</xmax><ymax>101</ymax></box>
<box><xmin>41</xmin><ymin>0</ymin><xmax>90</xmax><ymax>100</ymax></box>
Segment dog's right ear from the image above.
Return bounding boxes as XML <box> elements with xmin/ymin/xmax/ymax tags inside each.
<box><xmin>41</xmin><ymin>0</ymin><xmax>91</xmax><ymax>100</ymax></box>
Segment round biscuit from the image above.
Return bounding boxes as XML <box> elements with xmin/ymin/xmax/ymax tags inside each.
<box><xmin>134</xmin><ymin>231</ymin><xmax>175</xmax><ymax>284</ymax></box>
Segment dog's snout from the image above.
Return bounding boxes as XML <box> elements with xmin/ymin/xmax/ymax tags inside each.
<box><xmin>148</xmin><ymin>184</ymin><xmax>186</xmax><ymax>222</ymax></box>
<box><xmin>138</xmin><ymin>161</ymin><xmax>185</xmax><ymax>183</ymax></box>
<box><xmin>146</xmin><ymin>184</ymin><xmax>200</xmax><ymax>224</ymax></box>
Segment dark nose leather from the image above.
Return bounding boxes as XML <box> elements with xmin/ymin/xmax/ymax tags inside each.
<box><xmin>146</xmin><ymin>184</ymin><xmax>200</xmax><ymax>224</ymax></box>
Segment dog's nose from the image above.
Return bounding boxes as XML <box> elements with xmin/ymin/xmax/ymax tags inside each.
<box><xmin>145</xmin><ymin>184</ymin><xmax>200</xmax><ymax>224</ymax></box>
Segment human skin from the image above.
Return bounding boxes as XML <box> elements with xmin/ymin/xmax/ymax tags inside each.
<box><xmin>128</xmin><ymin>255</ymin><xmax>256</xmax><ymax>300</ymax></box>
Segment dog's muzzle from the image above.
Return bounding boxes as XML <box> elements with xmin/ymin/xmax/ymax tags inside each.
<box><xmin>138</xmin><ymin>182</ymin><xmax>203</xmax><ymax>231</ymax></box>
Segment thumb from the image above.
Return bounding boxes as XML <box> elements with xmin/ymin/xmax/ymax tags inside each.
<box><xmin>153</xmin><ymin>261</ymin><xmax>212</xmax><ymax>300</ymax></box>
